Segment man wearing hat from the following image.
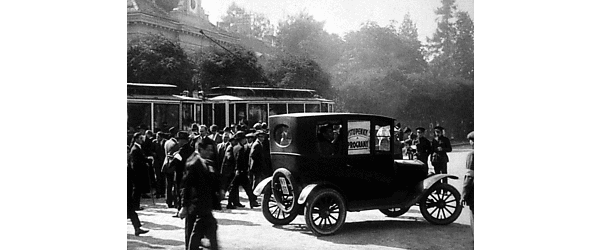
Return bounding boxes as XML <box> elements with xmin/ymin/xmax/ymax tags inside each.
<box><xmin>250</xmin><ymin>130</ymin><xmax>271</xmax><ymax>191</ymax></box>
<box><xmin>152</xmin><ymin>131</ymin><xmax>167</xmax><ymax>198</ymax></box>
<box><xmin>462</xmin><ymin>131</ymin><xmax>474</xmax><ymax>234</ymax></box>
<box><xmin>393</xmin><ymin>122</ymin><xmax>404</xmax><ymax>159</ymax></box>
<box><xmin>430</xmin><ymin>126</ymin><xmax>453</xmax><ymax>183</ymax></box>
<box><xmin>170</xmin><ymin>131</ymin><xmax>195</xmax><ymax>213</ymax></box>
<box><xmin>402</xmin><ymin>127</ymin><xmax>417</xmax><ymax>159</ymax></box>
<box><xmin>225</xmin><ymin>131</ymin><xmax>259</xmax><ymax>209</ymax></box>
<box><xmin>129</xmin><ymin>132</ymin><xmax>152</xmax><ymax>210</ymax></box>
<box><xmin>414</xmin><ymin>127</ymin><xmax>432</xmax><ymax>169</ymax></box>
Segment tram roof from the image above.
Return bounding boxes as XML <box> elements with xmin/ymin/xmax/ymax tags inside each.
<box><xmin>127</xmin><ymin>83</ymin><xmax>178</xmax><ymax>88</ymax></box>
<box><xmin>208</xmin><ymin>95</ymin><xmax>332</xmax><ymax>102</ymax></box>
<box><xmin>210</xmin><ymin>86</ymin><xmax>317</xmax><ymax>92</ymax></box>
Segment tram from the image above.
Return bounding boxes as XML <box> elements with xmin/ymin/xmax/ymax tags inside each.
<box><xmin>127</xmin><ymin>83</ymin><xmax>335</xmax><ymax>136</ymax></box>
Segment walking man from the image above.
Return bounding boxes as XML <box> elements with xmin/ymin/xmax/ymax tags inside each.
<box><xmin>414</xmin><ymin>127</ymin><xmax>432</xmax><ymax>169</ymax></box>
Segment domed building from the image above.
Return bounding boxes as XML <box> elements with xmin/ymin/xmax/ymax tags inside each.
<box><xmin>128</xmin><ymin>0</ymin><xmax>242</xmax><ymax>51</ymax></box>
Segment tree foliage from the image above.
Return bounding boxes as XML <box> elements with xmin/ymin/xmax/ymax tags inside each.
<box><xmin>265</xmin><ymin>52</ymin><xmax>331</xmax><ymax>97</ymax></box>
<box><xmin>127</xmin><ymin>34</ymin><xmax>195</xmax><ymax>90</ymax></box>
<box><xmin>221</xmin><ymin>3</ymin><xmax>275</xmax><ymax>39</ymax></box>
<box><xmin>191</xmin><ymin>45</ymin><xmax>266</xmax><ymax>91</ymax></box>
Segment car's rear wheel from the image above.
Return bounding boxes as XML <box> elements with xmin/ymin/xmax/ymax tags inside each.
<box><xmin>379</xmin><ymin>207</ymin><xmax>410</xmax><ymax>217</ymax></box>
<box><xmin>304</xmin><ymin>188</ymin><xmax>347</xmax><ymax>236</ymax></box>
<box><xmin>419</xmin><ymin>183</ymin><xmax>462</xmax><ymax>225</ymax></box>
<box><xmin>271</xmin><ymin>169</ymin><xmax>299</xmax><ymax>214</ymax></box>
<box><xmin>262</xmin><ymin>184</ymin><xmax>298</xmax><ymax>225</ymax></box>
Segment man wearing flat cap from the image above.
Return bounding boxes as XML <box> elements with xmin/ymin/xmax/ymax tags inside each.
<box><xmin>462</xmin><ymin>131</ymin><xmax>474</xmax><ymax>234</ymax></box>
<box><xmin>414</xmin><ymin>127</ymin><xmax>432</xmax><ymax>169</ymax></box>
<box><xmin>430</xmin><ymin>126</ymin><xmax>453</xmax><ymax>183</ymax></box>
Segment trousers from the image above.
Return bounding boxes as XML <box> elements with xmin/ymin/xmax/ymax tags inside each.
<box><xmin>185</xmin><ymin>212</ymin><xmax>219</xmax><ymax>250</ymax></box>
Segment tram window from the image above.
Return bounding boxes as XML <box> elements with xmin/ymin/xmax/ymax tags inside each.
<box><xmin>270</xmin><ymin>104</ymin><xmax>286</xmax><ymax>115</ymax></box>
<box><xmin>203</xmin><ymin>103</ymin><xmax>213</xmax><ymax>126</ymax></box>
<box><xmin>228</xmin><ymin>104</ymin><xmax>235</xmax><ymax>127</ymax></box>
<box><xmin>154</xmin><ymin>104</ymin><xmax>179</xmax><ymax>133</ymax></box>
<box><xmin>248</xmin><ymin>104</ymin><xmax>267</xmax><ymax>127</ymax></box>
<box><xmin>321</xmin><ymin>103</ymin><xmax>327</xmax><ymax>113</ymax></box>
<box><xmin>195</xmin><ymin>104</ymin><xmax>202</xmax><ymax>124</ymax></box>
<box><xmin>235</xmin><ymin>103</ymin><xmax>247</xmax><ymax>124</ymax></box>
<box><xmin>182</xmin><ymin>103</ymin><xmax>194</xmax><ymax>131</ymax></box>
<box><xmin>306</xmin><ymin>104</ymin><xmax>319</xmax><ymax>113</ymax></box>
<box><xmin>128</xmin><ymin>103</ymin><xmax>151</xmax><ymax>131</ymax></box>
<box><xmin>288</xmin><ymin>104</ymin><xmax>304</xmax><ymax>114</ymax></box>
<box><xmin>214</xmin><ymin>103</ymin><xmax>226</xmax><ymax>129</ymax></box>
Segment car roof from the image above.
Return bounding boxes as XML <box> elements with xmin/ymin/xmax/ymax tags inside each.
<box><xmin>270</xmin><ymin>112</ymin><xmax>394</xmax><ymax>120</ymax></box>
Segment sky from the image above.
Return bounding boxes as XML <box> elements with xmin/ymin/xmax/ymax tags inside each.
<box><xmin>201</xmin><ymin>0</ymin><xmax>474</xmax><ymax>42</ymax></box>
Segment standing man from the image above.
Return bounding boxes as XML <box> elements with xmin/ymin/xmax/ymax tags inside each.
<box><xmin>249</xmin><ymin>130</ymin><xmax>270</xmax><ymax>190</ymax></box>
<box><xmin>462</xmin><ymin>131</ymin><xmax>474</xmax><ymax>234</ymax></box>
<box><xmin>178</xmin><ymin>139</ymin><xmax>220</xmax><ymax>250</ymax></box>
<box><xmin>129</xmin><ymin>132</ymin><xmax>152</xmax><ymax>210</ymax></box>
<box><xmin>208</xmin><ymin>124</ymin><xmax>223</xmax><ymax>144</ymax></box>
<box><xmin>152</xmin><ymin>132</ymin><xmax>167</xmax><ymax>198</ymax></box>
<box><xmin>393</xmin><ymin>123</ymin><xmax>404</xmax><ymax>159</ymax></box>
<box><xmin>430</xmin><ymin>126</ymin><xmax>453</xmax><ymax>184</ymax></box>
<box><xmin>162</xmin><ymin>127</ymin><xmax>180</xmax><ymax>208</ymax></box>
<box><xmin>216</xmin><ymin>131</ymin><xmax>232</xmax><ymax>175</ymax></box>
<box><xmin>414</xmin><ymin>127</ymin><xmax>432</xmax><ymax>169</ymax></box>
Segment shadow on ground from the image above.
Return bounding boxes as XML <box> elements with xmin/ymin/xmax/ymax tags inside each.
<box><xmin>140</xmin><ymin>221</ymin><xmax>184</xmax><ymax>231</ymax></box>
<box><xmin>218</xmin><ymin>218</ymin><xmax>260</xmax><ymax>227</ymax></box>
<box><xmin>271</xmin><ymin>219</ymin><xmax>472</xmax><ymax>249</ymax></box>
<box><xmin>127</xmin><ymin>234</ymin><xmax>184</xmax><ymax>248</ymax></box>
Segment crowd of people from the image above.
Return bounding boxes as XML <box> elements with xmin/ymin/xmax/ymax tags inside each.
<box><xmin>127</xmin><ymin>121</ymin><xmax>273</xmax><ymax>250</ymax></box>
<box><xmin>127</xmin><ymin>119</ymin><xmax>474</xmax><ymax>245</ymax></box>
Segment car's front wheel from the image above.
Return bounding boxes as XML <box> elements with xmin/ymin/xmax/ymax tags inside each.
<box><xmin>304</xmin><ymin>188</ymin><xmax>347</xmax><ymax>236</ymax></box>
<box><xmin>419</xmin><ymin>183</ymin><xmax>462</xmax><ymax>225</ymax></box>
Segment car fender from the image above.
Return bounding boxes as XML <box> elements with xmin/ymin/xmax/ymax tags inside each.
<box><xmin>422</xmin><ymin>174</ymin><xmax>458</xmax><ymax>190</ymax></box>
<box><xmin>252</xmin><ymin>176</ymin><xmax>273</xmax><ymax>196</ymax></box>
<box><xmin>297</xmin><ymin>184</ymin><xmax>319</xmax><ymax>205</ymax></box>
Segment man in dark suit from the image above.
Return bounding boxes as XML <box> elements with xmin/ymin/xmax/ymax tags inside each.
<box><xmin>129</xmin><ymin>132</ymin><xmax>152</xmax><ymax>210</ymax></box>
<box><xmin>170</xmin><ymin>132</ymin><xmax>195</xmax><ymax>213</ymax></box>
<box><xmin>226</xmin><ymin>131</ymin><xmax>259</xmax><ymax>209</ymax></box>
<box><xmin>128</xmin><ymin>145</ymin><xmax>149</xmax><ymax>236</ymax></box>
<box><xmin>152</xmin><ymin>132</ymin><xmax>167</xmax><ymax>198</ymax></box>
<box><xmin>178</xmin><ymin>140</ymin><xmax>220</xmax><ymax>250</ymax></box>
<box><xmin>250</xmin><ymin>130</ymin><xmax>270</xmax><ymax>190</ymax></box>
<box><xmin>414</xmin><ymin>127</ymin><xmax>432</xmax><ymax>169</ymax></box>
<box><xmin>431</xmin><ymin>126</ymin><xmax>453</xmax><ymax>184</ymax></box>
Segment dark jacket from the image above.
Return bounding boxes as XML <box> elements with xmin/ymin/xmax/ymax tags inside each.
<box><xmin>162</xmin><ymin>138</ymin><xmax>181</xmax><ymax>173</ymax></box>
<box><xmin>221</xmin><ymin>144</ymin><xmax>235</xmax><ymax>177</ymax></box>
<box><xmin>233</xmin><ymin>144</ymin><xmax>249</xmax><ymax>173</ymax></box>
<box><xmin>129</xmin><ymin>143</ymin><xmax>151</xmax><ymax>192</ymax></box>
<box><xmin>181</xmin><ymin>152</ymin><xmax>219</xmax><ymax>215</ymax></box>
<box><xmin>249</xmin><ymin>140</ymin><xmax>267</xmax><ymax>174</ymax></box>
<box><xmin>216</xmin><ymin>142</ymin><xmax>229</xmax><ymax>174</ymax></box>
<box><xmin>152</xmin><ymin>138</ymin><xmax>166</xmax><ymax>170</ymax></box>
<box><xmin>431</xmin><ymin>136</ymin><xmax>452</xmax><ymax>163</ymax></box>
<box><xmin>415</xmin><ymin>137</ymin><xmax>432</xmax><ymax>161</ymax></box>
<box><xmin>463</xmin><ymin>151</ymin><xmax>474</xmax><ymax>208</ymax></box>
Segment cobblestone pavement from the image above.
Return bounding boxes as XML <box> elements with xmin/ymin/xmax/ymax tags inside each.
<box><xmin>127</xmin><ymin>151</ymin><xmax>474</xmax><ymax>250</ymax></box>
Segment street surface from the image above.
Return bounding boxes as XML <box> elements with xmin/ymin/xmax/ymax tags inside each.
<box><xmin>127</xmin><ymin>149</ymin><xmax>474</xmax><ymax>250</ymax></box>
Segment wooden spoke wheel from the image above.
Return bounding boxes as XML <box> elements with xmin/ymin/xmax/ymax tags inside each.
<box><xmin>419</xmin><ymin>183</ymin><xmax>462</xmax><ymax>225</ymax></box>
<box><xmin>304</xmin><ymin>188</ymin><xmax>347</xmax><ymax>236</ymax></box>
<box><xmin>261</xmin><ymin>184</ymin><xmax>298</xmax><ymax>225</ymax></box>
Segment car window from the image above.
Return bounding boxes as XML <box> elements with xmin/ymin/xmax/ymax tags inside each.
<box><xmin>273</xmin><ymin>124</ymin><xmax>292</xmax><ymax>148</ymax></box>
<box><xmin>316</xmin><ymin>121</ymin><xmax>342</xmax><ymax>156</ymax></box>
<box><xmin>347</xmin><ymin>120</ymin><xmax>371</xmax><ymax>155</ymax></box>
<box><xmin>375</xmin><ymin>124</ymin><xmax>391</xmax><ymax>153</ymax></box>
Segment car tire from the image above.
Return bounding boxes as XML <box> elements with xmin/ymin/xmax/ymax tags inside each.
<box><xmin>271</xmin><ymin>168</ymin><xmax>300</xmax><ymax>214</ymax></box>
<box><xmin>304</xmin><ymin>188</ymin><xmax>347</xmax><ymax>236</ymax></box>
<box><xmin>419</xmin><ymin>182</ymin><xmax>463</xmax><ymax>225</ymax></box>
<box><xmin>262</xmin><ymin>184</ymin><xmax>299</xmax><ymax>225</ymax></box>
<box><xmin>379</xmin><ymin>207</ymin><xmax>410</xmax><ymax>217</ymax></box>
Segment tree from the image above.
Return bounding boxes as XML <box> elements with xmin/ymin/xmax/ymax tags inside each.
<box><xmin>427</xmin><ymin>0</ymin><xmax>459</xmax><ymax>77</ymax></box>
<box><xmin>192</xmin><ymin>44</ymin><xmax>266</xmax><ymax>91</ymax></box>
<box><xmin>265</xmin><ymin>52</ymin><xmax>332</xmax><ymax>97</ymax></box>
<box><xmin>455</xmin><ymin>11</ymin><xmax>474</xmax><ymax>79</ymax></box>
<box><xmin>127</xmin><ymin>34</ymin><xmax>195</xmax><ymax>90</ymax></box>
<box><xmin>220</xmin><ymin>3</ymin><xmax>275</xmax><ymax>39</ymax></box>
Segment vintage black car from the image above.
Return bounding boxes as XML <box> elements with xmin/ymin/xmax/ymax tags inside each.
<box><xmin>253</xmin><ymin>113</ymin><xmax>462</xmax><ymax>236</ymax></box>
